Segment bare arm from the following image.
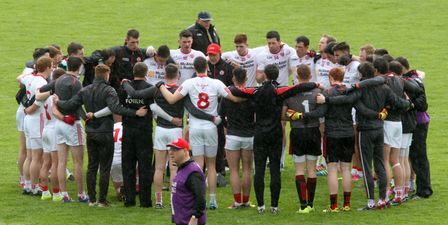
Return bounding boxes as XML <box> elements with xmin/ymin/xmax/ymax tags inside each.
<box><xmin>281</xmin><ymin>105</ymin><xmax>290</xmax><ymax>121</ymax></box>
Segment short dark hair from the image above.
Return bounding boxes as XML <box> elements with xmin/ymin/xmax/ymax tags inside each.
<box><xmin>127</xmin><ymin>29</ymin><xmax>140</xmax><ymax>39</ymax></box>
<box><xmin>67</xmin><ymin>56</ymin><xmax>83</xmax><ymax>71</ymax></box>
<box><xmin>157</xmin><ymin>45</ymin><xmax>170</xmax><ymax>58</ymax></box>
<box><xmin>67</xmin><ymin>42</ymin><xmax>84</xmax><ymax>56</ymax></box>
<box><xmin>33</xmin><ymin>48</ymin><xmax>50</xmax><ymax>61</ymax></box>
<box><xmin>48</xmin><ymin>46</ymin><xmax>62</xmax><ymax>58</ymax></box>
<box><xmin>165</xmin><ymin>63</ymin><xmax>179</xmax><ymax>79</ymax></box>
<box><xmin>234</xmin><ymin>34</ymin><xmax>248</xmax><ymax>44</ymax></box>
<box><xmin>389</xmin><ymin>61</ymin><xmax>403</xmax><ymax>75</ymax></box>
<box><xmin>95</xmin><ymin>64</ymin><xmax>111</xmax><ymax>80</ymax></box>
<box><xmin>373</xmin><ymin>57</ymin><xmax>389</xmax><ymax>74</ymax></box>
<box><xmin>133</xmin><ymin>62</ymin><xmax>147</xmax><ymax>77</ymax></box>
<box><xmin>266</xmin><ymin>31</ymin><xmax>280</xmax><ymax>41</ymax></box>
<box><xmin>374</xmin><ymin>48</ymin><xmax>389</xmax><ymax>56</ymax></box>
<box><xmin>382</xmin><ymin>54</ymin><xmax>394</xmax><ymax>63</ymax></box>
<box><xmin>232</xmin><ymin>68</ymin><xmax>247</xmax><ymax>84</ymax></box>
<box><xmin>179</xmin><ymin>30</ymin><xmax>193</xmax><ymax>39</ymax></box>
<box><xmin>358</xmin><ymin>63</ymin><xmax>375</xmax><ymax>80</ymax></box>
<box><xmin>324</xmin><ymin>42</ymin><xmax>337</xmax><ymax>55</ymax></box>
<box><xmin>295</xmin><ymin>36</ymin><xmax>310</xmax><ymax>47</ymax></box>
<box><xmin>365</xmin><ymin>55</ymin><xmax>374</xmax><ymax>63</ymax></box>
<box><xmin>322</xmin><ymin>34</ymin><xmax>336</xmax><ymax>44</ymax></box>
<box><xmin>52</xmin><ymin>68</ymin><xmax>66</xmax><ymax>80</ymax></box>
<box><xmin>264</xmin><ymin>64</ymin><xmax>279</xmax><ymax>81</ymax></box>
<box><xmin>395</xmin><ymin>56</ymin><xmax>410</xmax><ymax>70</ymax></box>
<box><xmin>193</xmin><ymin>57</ymin><xmax>207</xmax><ymax>73</ymax></box>
<box><xmin>332</xmin><ymin>41</ymin><xmax>350</xmax><ymax>53</ymax></box>
<box><xmin>297</xmin><ymin>64</ymin><xmax>311</xmax><ymax>81</ymax></box>
<box><xmin>100</xmin><ymin>48</ymin><xmax>115</xmax><ymax>61</ymax></box>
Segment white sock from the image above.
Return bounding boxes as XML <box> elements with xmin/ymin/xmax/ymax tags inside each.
<box><xmin>368</xmin><ymin>199</ymin><xmax>375</xmax><ymax>207</ymax></box>
<box><xmin>62</xmin><ymin>192</ymin><xmax>68</xmax><ymax>197</ymax></box>
<box><xmin>210</xmin><ymin>194</ymin><xmax>216</xmax><ymax>203</ymax></box>
<box><xmin>24</xmin><ymin>180</ymin><xmax>31</xmax><ymax>189</ymax></box>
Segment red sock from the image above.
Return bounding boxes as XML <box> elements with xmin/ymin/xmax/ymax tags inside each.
<box><xmin>295</xmin><ymin>175</ymin><xmax>307</xmax><ymax>209</ymax></box>
<box><xmin>343</xmin><ymin>192</ymin><xmax>351</xmax><ymax>207</ymax></box>
<box><xmin>330</xmin><ymin>194</ymin><xmax>338</xmax><ymax>209</ymax></box>
<box><xmin>41</xmin><ymin>185</ymin><xmax>49</xmax><ymax>192</ymax></box>
<box><xmin>233</xmin><ymin>193</ymin><xmax>242</xmax><ymax>203</ymax></box>
<box><xmin>242</xmin><ymin>195</ymin><xmax>249</xmax><ymax>203</ymax></box>
<box><xmin>53</xmin><ymin>187</ymin><xmax>60</xmax><ymax>193</ymax></box>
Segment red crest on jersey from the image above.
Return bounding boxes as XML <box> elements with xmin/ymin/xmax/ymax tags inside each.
<box><xmin>280</xmin><ymin>52</ymin><xmax>284</xmax><ymax>57</ymax></box>
<box><xmin>183</xmin><ymin>56</ymin><xmax>188</xmax><ymax>60</ymax></box>
<box><xmin>137</xmin><ymin>57</ymin><xmax>142</xmax><ymax>62</ymax></box>
<box><xmin>190</xmin><ymin>54</ymin><xmax>194</xmax><ymax>58</ymax></box>
<box><xmin>241</xmin><ymin>57</ymin><xmax>246</xmax><ymax>62</ymax></box>
<box><xmin>274</xmin><ymin>55</ymin><xmax>279</xmax><ymax>60</ymax></box>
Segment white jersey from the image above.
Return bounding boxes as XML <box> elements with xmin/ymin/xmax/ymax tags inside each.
<box><xmin>255</xmin><ymin>44</ymin><xmax>298</xmax><ymax>86</ymax></box>
<box><xmin>143</xmin><ymin>57</ymin><xmax>166</xmax><ymax>85</ymax></box>
<box><xmin>35</xmin><ymin>95</ymin><xmax>57</xmax><ymax>127</ymax></box>
<box><xmin>293</xmin><ymin>54</ymin><xmax>316</xmax><ymax>84</ymax></box>
<box><xmin>20</xmin><ymin>74</ymin><xmax>47</xmax><ymax>120</ymax></box>
<box><xmin>221</xmin><ymin>47</ymin><xmax>264</xmax><ymax>87</ymax></box>
<box><xmin>113</xmin><ymin>122</ymin><xmax>123</xmax><ymax>165</ymax></box>
<box><xmin>170</xmin><ymin>49</ymin><xmax>205</xmax><ymax>85</ymax></box>
<box><xmin>315</xmin><ymin>57</ymin><xmax>336</xmax><ymax>89</ymax></box>
<box><xmin>179</xmin><ymin>76</ymin><xmax>229</xmax><ymax>129</ymax></box>
<box><xmin>342</xmin><ymin>60</ymin><xmax>361</xmax><ymax>87</ymax></box>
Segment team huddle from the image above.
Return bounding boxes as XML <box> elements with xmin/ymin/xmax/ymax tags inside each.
<box><xmin>15</xmin><ymin>11</ymin><xmax>433</xmax><ymax>225</ymax></box>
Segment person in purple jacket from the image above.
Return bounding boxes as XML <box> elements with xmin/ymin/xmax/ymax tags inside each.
<box><xmin>169</xmin><ymin>138</ymin><xmax>206</xmax><ymax>225</ymax></box>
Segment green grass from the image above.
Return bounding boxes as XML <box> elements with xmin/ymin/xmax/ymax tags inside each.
<box><xmin>1</xmin><ymin>0</ymin><xmax>447</xmax><ymax>224</ymax></box>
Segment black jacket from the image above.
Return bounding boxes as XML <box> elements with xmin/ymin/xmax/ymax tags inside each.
<box><xmin>187</xmin><ymin>22</ymin><xmax>220</xmax><ymax>55</ymax></box>
<box><xmin>110</xmin><ymin>46</ymin><xmax>147</xmax><ymax>90</ymax></box>
<box><xmin>207</xmin><ymin>59</ymin><xmax>233</xmax><ymax>87</ymax></box>
<box><xmin>327</xmin><ymin>83</ymin><xmax>411</xmax><ymax>131</ymax></box>
<box><xmin>82</xmin><ymin>50</ymin><xmax>106</xmax><ymax>87</ymax></box>
<box><xmin>57</xmin><ymin>79</ymin><xmax>136</xmax><ymax>133</ymax></box>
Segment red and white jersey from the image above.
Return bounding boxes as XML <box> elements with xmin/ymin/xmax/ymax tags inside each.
<box><xmin>20</xmin><ymin>74</ymin><xmax>47</xmax><ymax>119</ymax></box>
<box><xmin>179</xmin><ymin>76</ymin><xmax>229</xmax><ymax>129</ymax></box>
<box><xmin>221</xmin><ymin>47</ymin><xmax>264</xmax><ymax>87</ymax></box>
<box><xmin>342</xmin><ymin>60</ymin><xmax>361</xmax><ymax>87</ymax></box>
<box><xmin>255</xmin><ymin>44</ymin><xmax>298</xmax><ymax>86</ymax></box>
<box><xmin>143</xmin><ymin>57</ymin><xmax>166</xmax><ymax>85</ymax></box>
<box><xmin>293</xmin><ymin>54</ymin><xmax>316</xmax><ymax>84</ymax></box>
<box><xmin>170</xmin><ymin>49</ymin><xmax>205</xmax><ymax>85</ymax></box>
<box><xmin>35</xmin><ymin>95</ymin><xmax>57</xmax><ymax>127</ymax></box>
<box><xmin>113</xmin><ymin>122</ymin><xmax>123</xmax><ymax>165</ymax></box>
<box><xmin>314</xmin><ymin>57</ymin><xmax>336</xmax><ymax>89</ymax></box>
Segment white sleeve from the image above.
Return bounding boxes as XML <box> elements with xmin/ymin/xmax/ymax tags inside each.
<box><xmin>256</xmin><ymin>54</ymin><xmax>266</xmax><ymax>71</ymax></box>
<box><xmin>178</xmin><ymin>80</ymin><xmax>190</xmax><ymax>96</ymax></box>
<box><xmin>94</xmin><ymin>107</ymin><xmax>113</xmax><ymax>118</ymax></box>
<box><xmin>216</xmin><ymin>80</ymin><xmax>229</xmax><ymax>98</ymax></box>
<box><xmin>288</xmin><ymin>47</ymin><xmax>299</xmax><ymax>70</ymax></box>
<box><xmin>150</xmin><ymin>103</ymin><xmax>173</xmax><ymax>122</ymax></box>
<box><xmin>221</xmin><ymin>52</ymin><xmax>231</xmax><ymax>60</ymax></box>
<box><xmin>251</xmin><ymin>46</ymin><xmax>266</xmax><ymax>55</ymax></box>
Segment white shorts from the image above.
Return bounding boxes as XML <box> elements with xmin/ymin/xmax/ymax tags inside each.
<box><xmin>225</xmin><ymin>135</ymin><xmax>253</xmax><ymax>151</ymax></box>
<box><xmin>26</xmin><ymin>137</ymin><xmax>42</xmax><ymax>150</ymax></box>
<box><xmin>293</xmin><ymin>154</ymin><xmax>318</xmax><ymax>163</ymax></box>
<box><xmin>56</xmin><ymin>120</ymin><xmax>85</xmax><ymax>147</ymax></box>
<box><xmin>23</xmin><ymin>114</ymin><xmax>43</xmax><ymax>139</ymax></box>
<box><xmin>42</xmin><ymin>125</ymin><xmax>57</xmax><ymax>153</ymax></box>
<box><xmin>16</xmin><ymin>106</ymin><xmax>25</xmax><ymax>132</ymax></box>
<box><xmin>110</xmin><ymin>164</ymin><xmax>123</xmax><ymax>183</ymax></box>
<box><xmin>400</xmin><ymin>133</ymin><xmax>413</xmax><ymax>157</ymax></box>
<box><xmin>189</xmin><ymin>127</ymin><xmax>218</xmax><ymax>148</ymax></box>
<box><xmin>153</xmin><ymin>126</ymin><xmax>183</xmax><ymax>150</ymax></box>
<box><xmin>383</xmin><ymin>121</ymin><xmax>402</xmax><ymax>148</ymax></box>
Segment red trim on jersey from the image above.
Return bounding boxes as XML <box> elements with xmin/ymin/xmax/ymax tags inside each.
<box><xmin>385</xmin><ymin>72</ymin><xmax>395</xmax><ymax>77</ymax></box>
<box><xmin>44</xmin><ymin>104</ymin><xmax>51</xmax><ymax>120</ymax></box>
<box><xmin>197</xmin><ymin>73</ymin><xmax>208</xmax><ymax>78</ymax></box>
<box><xmin>275</xmin><ymin>85</ymin><xmax>295</xmax><ymax>95</ymax></box>
<box><xmin>40</xmin><ymin>113</ymin><xmax>44</xmax><ymax>136</ymax></box>
<box><xmin>165</xmin><ymin>83</ymin><xmax>178</xmax><ymax>88</ymax></box>
<box><xmin>180</xmin><ymin>49</ymin><xmax>192</xmax><ymax>54</ymax></box>
<box><xmin>237</xmin><ymin>87</ymin><xmax>256</xmax><ymax>95</ymax></box>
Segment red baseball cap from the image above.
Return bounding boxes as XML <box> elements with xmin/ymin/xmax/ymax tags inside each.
<box><xmin>167</xmin><ymin>138</ymin><xmax>190</xmax><ymax>151</ymax></box>
<box><xmin>207</xmin><ymin>43</ymin><xmax>221</xmax><ymax>55</ymax></box>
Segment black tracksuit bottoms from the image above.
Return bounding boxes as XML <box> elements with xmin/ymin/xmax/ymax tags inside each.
<box><xmin>358</xmin><ymin>128</ymin><xmax>387</xmax><ymax>200</ymax></box>
<box><xmin>253</xmin><ymin>133</ymin><xmax>282</xmax><ymax>207</ymax></box>
<box><xmin>409</xmin><ymin>123</ymin><xmax>433</xmax><ymax>197</ymax></box>
<box><xmin>121</xmin><ymin>126</ymin><xmax>154</xmax><ymax>207</ymax></box>
<box><xmin>86</xmin><ymin>132</ymin><xmax>114</xmax><ymax>203</ymax></box>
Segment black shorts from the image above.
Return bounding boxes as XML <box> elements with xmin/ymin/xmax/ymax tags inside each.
<box><xmin>325</xmin><ymin>136</ymin><xmax>354</xmax><ymax>163</ymax></box>
<box><xmin>289</xmin><ymin>127</ymin><xmax>321</xmax><ymax>157</ymax></box>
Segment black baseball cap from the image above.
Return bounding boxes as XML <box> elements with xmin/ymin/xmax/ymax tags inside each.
<box><xmin>198</xmin><ymin>11</ymin><xmax>212</xmax><ymax>21</ymax></box>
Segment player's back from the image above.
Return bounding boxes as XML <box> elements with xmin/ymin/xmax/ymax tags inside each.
<box><xmin>181</xmin><ymin>76</ymin><xmax>226</xmax><ymax>128</ymax></box>
<box><xmin>284</xmin><ymin>88</ymin><xmax>321</xmax><ymax>128</ymax></box>
<box><xmin>324</xmin><ymin>85</ymin><xmax>354</xmax><ymax>138</ymax></box>
<box><xmin>252</xmin><ymin>81</ymin><xmax>283</xmax><ymax>136</ymax></box>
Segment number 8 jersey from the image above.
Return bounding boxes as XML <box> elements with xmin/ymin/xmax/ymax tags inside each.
<box><xmin>283</xmin><ymin>88</ymin><xmax>321</xmax><ymax>128</ymax></box>
<box><xmin>178</xmin><ymin>76</ymin><xmax>229</xmax><ymax>129</ymax></box>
